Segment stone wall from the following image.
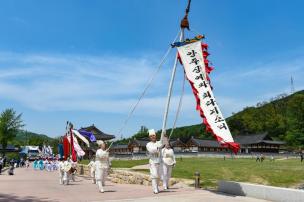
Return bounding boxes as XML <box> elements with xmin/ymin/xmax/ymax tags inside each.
<box><xmin>109</xmin><ymin>169</ymin><xmax>153</xmax><ymax>186</ymax></box>
<box><xmin>76</xmin><ymin>164</ymin><xmax>180</xmax><ymax>187</ymax></box>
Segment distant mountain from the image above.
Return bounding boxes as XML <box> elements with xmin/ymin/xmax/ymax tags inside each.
<box><xmin>117</xmin><ymin>90</ymin><xmax>304</xmax><ymax>147</ymax></box>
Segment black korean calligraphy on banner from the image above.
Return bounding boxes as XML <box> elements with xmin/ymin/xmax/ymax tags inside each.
<box><xmin>177</xmin><ymin>40</ymin><xmax>240</xmax><ymax>154</ymax></box>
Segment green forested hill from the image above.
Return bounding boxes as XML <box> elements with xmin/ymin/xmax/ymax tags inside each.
<box><xmin>172</xmin><ymin>90</ymin><xmax>304</xmax><ymax>146</ymax></box>
<box><xmin>118</xmin><ymin>90</ymin><xmax>304</xmax><ymax>147</ymax></box>
<box><xmin>9</xmin><ymin>130</ymin><xmax>59</xmax><ymax>152</ymax></box>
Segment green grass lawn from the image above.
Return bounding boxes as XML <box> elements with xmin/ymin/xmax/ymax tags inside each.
<box><xmin>111</xmin><ymin>159</ymin><xmax>148</xmax><ymax>168</ymax></box>
<box><xmin>88</xmin><ymin>157</ymin><xmax>303</xmax><ymax>189</ymax></box>
<box><xmin>171</xmin><ymin>158</ymin><xmax>304</xmax><ymax>189</ymax></box>
<box><xmin>80</xmin><ymin>157</ymin><xmax>304</xmax><ymax>189</ymax></box>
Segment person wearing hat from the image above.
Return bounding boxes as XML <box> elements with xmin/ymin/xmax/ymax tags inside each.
<box><xmin>161</xmin><ymin>143</ymin><xmax>176</xmax><ymax>190</ymax></box>
<box><xmin>146</xmin><ymin>129</ymin><xmax>164</xmax><ymax>194</ymax></box>
<box><xmin>95</xmin><ymin>140</ymin><xmax>110</xmax><ymax>193</ymax></box>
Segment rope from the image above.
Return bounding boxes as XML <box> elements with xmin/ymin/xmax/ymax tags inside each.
<box><xmin>168</xmin><ymin>73</ymin><xmax>186</xmax><ymax>140</ymax></box>
<box><xmin>105</xmin><ymin>30</ymin><xmax>182</xmax><ymax>151</ymax></box>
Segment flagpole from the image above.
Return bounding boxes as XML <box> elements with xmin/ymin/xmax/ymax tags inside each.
<box><xmin>160</xmin><ymin>0</ymin><xmax>191</xmax><ymax>144</ymax></box>
<box><xmin>160</xmin><ymin>29</ymin><xmax>184</xmax><ymax>144</ymax></box>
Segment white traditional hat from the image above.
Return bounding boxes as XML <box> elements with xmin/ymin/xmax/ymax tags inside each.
<box><xmin>148</xmin><ymin>129</ymin><xmax>156</xmax><ymax>136</ymax></box>
<box><xmin>96</xmin><ymin>140</ymin><xmax>105</xmax><ymax>146</ymax></box>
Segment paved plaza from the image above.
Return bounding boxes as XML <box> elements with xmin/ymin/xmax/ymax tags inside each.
<box><xmin>0</xmin><ymin>167</ymin><xmax>269</xmax><ymax>202</ymax></box>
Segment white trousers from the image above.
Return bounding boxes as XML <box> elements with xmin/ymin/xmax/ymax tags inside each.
<box><xmin>95</xmin><ymin>167</ymin><xmax>108</xmax><ymax>192</ymax></box>
<box><xmin>59</xmin><ymin>170</ymin><xmax>64</xmax><ymax>184</ymax></box>
<box><xmin>63</xmin><ymin>171</ymin><xmax>70</xmax><ymax>185</ymax></box>
<box><xmin>149</xmin><ymin>163</ymin><xmax>161</xmax><ymax>192</ymax></box>
<box><xmin>162</xmin><ymin>164</ymin><xmax>172</xmax><ymax>188</ymax></box>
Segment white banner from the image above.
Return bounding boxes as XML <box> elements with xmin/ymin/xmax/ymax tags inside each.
<box><xmin>72</xmin><ymin>129</ymin><xmax>90</xmax><ymax>147</ymax></box>
<box><xmin>67</xmin><ymin>132</ymin><xmax>85</xmax><ymax>157</ymax></box>
<box><xmin>177</xmin><ymin>41</ymin><xmax>235</xmax><ymax>144</ymax></box>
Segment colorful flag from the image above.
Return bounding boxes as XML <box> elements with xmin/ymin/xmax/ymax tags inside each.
<box><xmin>78</xmin><ymin>129</ymin><xmax>96</xmax><ymax>142</ymax></box>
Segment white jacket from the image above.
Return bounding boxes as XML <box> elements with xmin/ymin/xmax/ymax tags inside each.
<box><xmin>146</xmin><ymin>141</ymin><xmax>162</xmax><ymax>164</ymax></box>
<box><xmin>162</xmin><ymin>148</ymin><xmax>176</xmax><ymax>166</ymax></box>
<box><xmin>95</xmin><ymin>149</ymin><xmax>109</xmax><ymax>169</ymax></box>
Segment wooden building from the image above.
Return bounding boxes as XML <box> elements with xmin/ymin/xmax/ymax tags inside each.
<box><xmin>107</xmin><ymin>133</ymin><xmax>285</xmax><ymax>156</ymax></box>
<box><xmin>186</xmin><ymin>134</ymin><xmax>285</xmax><ymax>153</ymax></box>
<box><xmin>234</xmin><ymin>133</ymin><xmax>285</xmax><ymax>153</ymax></box>
<box><xmin>186</xmin><ymin>137</ymin><xmax>229</xmax><ymax>152</ymax></box>
<box><xmin>169</xmin><ymin>138</ymin><xmax>188</xmax><ymax>152</ymax></box>
<box><xmin>109</xmin><ymin>144</ymin><xmax>132</xmax><ymax>155</ymax></box>
<box><xmin>128</xmin><ymin>138</ymin><xmax>149</xmax><ymax>154</ymax></box>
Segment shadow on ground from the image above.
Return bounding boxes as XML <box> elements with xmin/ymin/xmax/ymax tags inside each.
<box><xmin>0</xmin><ymin>193</ymin><xmax>59</xmax><ymax>202</ymax></box>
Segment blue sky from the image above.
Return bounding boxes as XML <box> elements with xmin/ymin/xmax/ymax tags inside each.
<box><xmin>0</xmin><ymin>0</ymin><xmax>303</xmax><ymax>138</ymax></box>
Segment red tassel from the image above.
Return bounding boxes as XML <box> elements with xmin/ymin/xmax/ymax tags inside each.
<box><xmin>203</xmin><ymin>51</ymin><xmax>210</xmax><ymax>58</ymax></box>
<box><xmin>177</xmin><ymin>53</ymin><xmax>183</xmax><ymax>65</ymax></box>
<box><xmin>201</xmin><ymin>43</ymin><xmax>208</xmax><ymax>50</ymax></box>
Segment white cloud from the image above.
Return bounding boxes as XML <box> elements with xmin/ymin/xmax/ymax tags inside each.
<box><xmin>1</xmin><ymin>50</ymin><xmax>303</xmax><ymax>124</ymax></box>
<box><xmin>0</xmin><ymin>52</ymin><xmax>175</xmax><ymax>115</ymax></box>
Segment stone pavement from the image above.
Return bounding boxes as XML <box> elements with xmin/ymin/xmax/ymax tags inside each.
<box><xmin>0</xmin><ymin>167</ymin><xmax>269</xmax><ymax>202</ymax></box>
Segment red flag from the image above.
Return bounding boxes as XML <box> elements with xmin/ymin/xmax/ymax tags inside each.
<box><xmin>70</xmin><ymin>127</ymin><xmax>77</xmax><ymax>162</ymax></box>
<box><xmin>63</xmin><ymin>136</ymin><xmax>70</xmax><ymax>160</ymax></box>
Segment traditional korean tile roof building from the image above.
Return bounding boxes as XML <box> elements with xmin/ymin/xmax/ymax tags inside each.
<box><xmin>169</xmin><ymin>138</ymin><xmax>188</xmax><ymax>152</ymax></box>
<box><xmin>186</xmin><ymin>133</ymin><xmax>285</xmax><ymax>153</ymax></box>
<box><xmin>128</xmin><ymin>138</ymin><xmax>149</xmax><ymax>154</ymax></box>
<box><xmin>186</xmin><ymin>137</ymin><xmax>229</xmax><ymax>152</ymax></box>
<box><xmin>109</xmin><ymin>144</ymin><xmax>132</xmax><ymax>155</ymax></box>
<box><xmin>107</xmin><ymin>133</ymin><xmax>285</xmax><ymax>156</ymax></box>
<box><xmin>234</xmin><ymin>133</ymin><xmax>285</xmax><ymax>153</ymax></box>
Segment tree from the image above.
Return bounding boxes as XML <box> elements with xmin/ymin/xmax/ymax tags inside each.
<box><xmin>133</xmin><ymin>126</ymin><xmax>149</xmax><ymax>139</ymax></box>
<box><xmin>0</xmin><ymin>109</ymin><xmax>24</xmax><ymax>156</ymax></box>
<box><xmin>284</xmin><ymin>94</ymin><xmax>304</xmax><ymax>146</ymax></box>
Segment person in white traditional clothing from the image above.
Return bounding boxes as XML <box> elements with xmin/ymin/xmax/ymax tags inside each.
<box><xmin>62</xmin><ymin>157</ymin><xmax>72</xmax><ymax>185</ymax></box>
<box><xmin>58</xmin><ymin>158</ymin><xmax>65</xmax><ymax>185</ymax></box>
<box><xmin>146</xmin><ymin>129</ymin><xmax>163</xmax><ymax>194</ymax></box>
<box><xmin>88</xmin><ymin>157</ymin><xmax>96</xmax><ymax>184</ymax></box>
<box><xmin>161</xmin><ymin>143</ymin><xmax>176</xmax><ymax>190</ymax></box>
<box><xmin>70</xmin><ymin>160</ymin><xmax>77</xmax><ymax>182</ymax></box>
<box><xmin>95</xmin><ymin>140</ymin><xmax>110</xmax><ymax>193</ymax></box>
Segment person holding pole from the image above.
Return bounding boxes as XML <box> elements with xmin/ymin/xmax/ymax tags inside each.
<box><xmin>95</xmin><ymin>140</ymin><xmax>110</xmax><ymax>193</ymax></box>
<box><xmin>146</xmin><ymin>129</ymin><xmax>164</xmax><ymax>194</ymax></box>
